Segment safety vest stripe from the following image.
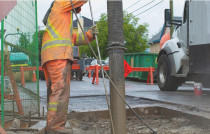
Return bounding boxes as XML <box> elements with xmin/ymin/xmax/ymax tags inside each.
<box><xmin>48</xmin><ymin>102</ymin><xmax>59</xmax><ymax>111</ymax></box>
<box><xmin>76</xmin><ymin>33</ymin><xmax>86</xmax><ymax>46</ymax></box>
<box><xmin>49</xmin><ymin>102</ymin><xmax>59</xmax><ymax>105</ymax></box>
<box><xmin>76</xmin><ymin>33</ymin><xmax>80</xmax><ymax>42</ymax></box>
<box><xmin>42</xmin><ymin>38</ymin><xmax>71</xmax><ymax>46</ymax></box>
<box><xmin>48</xmin><ymin>108</ymin><xmax>57</xmax><ymax>111</ymax></box>
<box><xmin>41</xmin><ymin>40</ymin><xmax>73</xmax><ymax>53</ymax></box>
<box><xmin>42</xmin><ymin>44</ymin><xmax>73</xmax><ymax>53</ymax></box>
<box><xmin>82</xmin><ymin>33</ymin><xmax>85</xmax><ymax>41</ymax></box>
<box><xmin>46</xmin><ymin>18</ymin><xmax>60</xmax><ymax>39</ymax></box>
<box><xmin>45</xmin><ymin>28</ymin><xmax>54</xmax><ymax>39</ymax></box>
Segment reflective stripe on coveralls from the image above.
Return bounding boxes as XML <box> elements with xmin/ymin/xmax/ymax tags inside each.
<box><xmin>70</xmin><ymin>11</ymin><xmax>73</xmax><ymax>36</ymax></box>
<box><xmin>48</xmin><ymin>102</ymin><xmax>59</xmax><ymax>111</ymax></box>
<box><xmin>41</xmin><ymin>39</ymin><xmax>73</xmax><ymax>53</ymax></box>
<box><xmin>46</xmin><ymin>18</ymin><xmax>60</xmax><ymax>39</ymax></box>
<box><xmin>76</xmin><ymin>32</ymin><xmax>86</xmax><ymax>46</ymax></box>
<box><xmin>42</xmin><ymin>18</ymin><xmax>72</xmax><ymax>53</ymax></box>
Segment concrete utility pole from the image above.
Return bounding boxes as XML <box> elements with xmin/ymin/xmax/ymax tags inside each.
<box><xmin>170</xmin><ymin>0</ymin><xmax>174</xmax><ymax>36</ymax></box>
<box><xmin>107</xmin><ymin>0</ymin><xmax>126</xmax><ymax>134</ymax></box>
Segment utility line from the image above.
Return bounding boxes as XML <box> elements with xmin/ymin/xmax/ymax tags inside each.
<box><xmin>70</xmin><ymin>0</ymin><xmax>157</xmax><ymax>133</ymax></box>
<box><xmin>125</xmin><ymin>0</ymin><xmax>141</xmax><ymax>10</ymax></box>
<box><xmin>135</xmin><ymin>0</ymin><xmax>164</xmax><ymax>16</ymax></box>
<box><xmin>139</xmin><ymin>1</ymin><xmax>164</xmax><ymax>21</ymax></box>
<box><xmin>131</xmin><ymin>0</ymin><xmax>155</xmax><ymax>14</ymax></box>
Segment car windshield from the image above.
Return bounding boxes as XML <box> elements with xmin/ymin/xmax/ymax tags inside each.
<box><xmin>98</xmin><ymin>60</ymin><xmax>105</xmax><ymax>65</ymax></box>
<box><xmin>91</xmin><ymin>59</ymin><xmax>97</xmax><ymax>65</ymax></box>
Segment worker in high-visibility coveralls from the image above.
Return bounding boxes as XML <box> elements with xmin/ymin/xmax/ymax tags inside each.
<box><xmin>39</xmin><ymin>0</ymin><xmax>98</xmax><ymax>133</ymax></box>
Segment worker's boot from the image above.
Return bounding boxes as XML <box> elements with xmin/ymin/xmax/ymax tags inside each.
<box><xmin>36</xmin><ymin>122</ymin><xmax>72</xmax><ymax>134</ymax></box>
<box><xmin>47</xmin><ymin>128</ymin><xmax>73</xmax><ymax>134</ymax></box>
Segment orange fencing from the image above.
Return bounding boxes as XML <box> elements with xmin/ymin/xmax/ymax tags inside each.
<box><xmin>86</xmin><ymin>65</ymin><xmax>154</xmax><ymax>85</ymax></box>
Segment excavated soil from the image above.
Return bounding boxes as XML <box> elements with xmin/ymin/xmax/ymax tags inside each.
<box><xmin>67</xmin><ymin>107</ymin><xmax>210</xmax><ymax>134</ymax></box>
<box><xmin>6</xmin><ymin>106</ymin><xmax>210</xmax><ymax>134</ymax></box>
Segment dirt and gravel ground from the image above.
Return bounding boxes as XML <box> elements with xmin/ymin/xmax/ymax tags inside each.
<box><xmin>69</xmin><ymin>116</ymin><xmax>210</xmax><ymax>134</ymax></box>
<box><xmin>6</xmin><ymin>106</ymin><xmax>210</xmax><ymax>134</ymax></box>
<box><xmin>67</xmin><ymin>107</ymin><xmax>210</xmax><ymax>134</ymax></box>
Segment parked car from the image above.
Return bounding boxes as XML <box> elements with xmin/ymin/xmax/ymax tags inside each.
<box><xmin>85</xmin><ymin>58</ymin><xmax>95</xmax><ymax>76</ymax></box>
<box><xmin>104</xmin><ymin>57</ymin><xmax>109</xmax><ymax>66</ymax></box>
<box><xmin>100</xmin><ymin>60</ymin><xmax>105</xmax><ymax>66</ymax></box>
<box><xmin>85</xmin><ymin>58</ymin><xmax>94</xmax><ymax>67</ymax></box>
<box><xmin>101</xmin><ymin>57</ymin><xmax>109</xmax><ymax>78</ymax></box>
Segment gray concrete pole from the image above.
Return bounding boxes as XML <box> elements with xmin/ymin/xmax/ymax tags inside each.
<box><xmin>107</xmin><ymin>0</ymin><xmax>127</xmax><ymax>134</ymax></box>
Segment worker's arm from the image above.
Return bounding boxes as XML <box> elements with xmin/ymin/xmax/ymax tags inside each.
<box><xmin>59</xmin><ymin>0</ymin><xmax>87</xmax><ymax>12</ymax></box>
<box><xmin>72</xmin><ymin>26</ymin><xmax>98</xmax><ymax>46</ymax></box>
<box><xmin>72</xmin><ymin>30</ymin><xmax>94</xmax><ymax>46</ymax></box>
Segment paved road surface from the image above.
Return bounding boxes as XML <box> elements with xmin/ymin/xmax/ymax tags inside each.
<box><xmin>39</xmin><ymin>76</ymin><xmax>210</xmax><ymax>113</ymax></box>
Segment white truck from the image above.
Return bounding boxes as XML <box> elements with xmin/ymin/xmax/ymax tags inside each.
<box><xmin>157</xmin><ymin>1</ymin><xmax>210</xmax><ymax>91</ymax></box>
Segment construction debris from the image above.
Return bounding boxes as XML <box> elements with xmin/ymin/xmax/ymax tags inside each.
<box><xmin>66</xmin><ymin>107</ymin><xmax>210</xmax><ymax>134</ymax></box>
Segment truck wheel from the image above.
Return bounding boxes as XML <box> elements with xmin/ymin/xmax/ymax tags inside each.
<box><xmin>157</xmin><ymin>54</ymin><xmax>179</xmax><ymax>91</ymax></box>
<box><xmin>99</xmin><ymin>71</ymin><xmax>102</xmax><ymax>78</ymax></box>
<box><xmin>79</xmin><ymin>71</ymin><xmax>83</xmax><ymax>81</ymax></box>
<box><xmin>76</xmin><ymin>70</ymin><xmax>83</xmax><ymax>81</ymax></box>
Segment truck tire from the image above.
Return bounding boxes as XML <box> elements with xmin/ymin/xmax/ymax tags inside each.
<box><xmin>76</xmin><ymin>70</ymin><xmax>83</xmax><ymax>81</ymax></box>
<box><xmin>99</xmin><ymin>70</ymin><xmax>102</xmax><ymax>78</ymax></box>
<box><xmin>157</xmin><ymin>54</ymin><xmax>179</xmax><ymax>91</ymax></box>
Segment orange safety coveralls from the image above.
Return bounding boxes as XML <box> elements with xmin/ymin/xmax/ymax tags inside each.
<box><xmin>41</xmin><ymin>0</ymin><xmax>95</xmax><ymax>132</ymax></box>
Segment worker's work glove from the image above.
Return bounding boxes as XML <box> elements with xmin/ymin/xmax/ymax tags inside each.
<box><xmin>91</xmin><ymin>25</ymin><xmax>99</xmax><ymax>36</ymax></box>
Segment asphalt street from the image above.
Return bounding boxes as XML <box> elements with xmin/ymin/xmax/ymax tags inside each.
<box><xmin>39</xmin><ymin>76</ymin><xmax>210</xmax><ymax>113</ymax></box>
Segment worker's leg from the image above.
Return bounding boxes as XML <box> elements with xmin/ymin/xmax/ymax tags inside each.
<box><xmin>45</xmin><ymin>60</ymin><xmax>71</xmax><ymax>132</ymax></box>
<box><xmin>39</xmin><ymin>65</ymin><xmax>51</xmax><ymax>134</ymax></box>
<box><xmin>43</xmin><ymin>65</ymin><xmax>52</xmax><ymax>105</ymax></box>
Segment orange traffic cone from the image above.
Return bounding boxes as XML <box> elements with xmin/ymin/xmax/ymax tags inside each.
<box><xmin>32</xmin><ymin>71</ymin><xmax>37</xmax><ymax>82</ymax></box>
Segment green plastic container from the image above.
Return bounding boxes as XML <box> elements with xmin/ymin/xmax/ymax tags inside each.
<box><xmin>124</xmin><ymin>53</ymin><xmax>158</xmax><ymax>80</ymax></box>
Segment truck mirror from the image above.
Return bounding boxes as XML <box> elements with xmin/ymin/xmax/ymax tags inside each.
<box><xmin>165</xmin><ymin>9</ymin><xmax>172</xmax><ymax>27</ymax></box>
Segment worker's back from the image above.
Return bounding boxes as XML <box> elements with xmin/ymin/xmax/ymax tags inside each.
<box><xmin>42</xmin><ymin>1</ymin><xmax>73</xmax><ymax>43</ymax></box>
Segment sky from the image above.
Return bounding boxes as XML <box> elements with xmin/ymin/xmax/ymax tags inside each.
<box><xmin>37</xmin><ymin>0</ymin><xmax>186</xmax><ymax>38</ymax></box>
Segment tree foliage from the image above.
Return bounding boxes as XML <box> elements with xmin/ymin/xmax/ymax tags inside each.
<box><xmin>28</xmin><ymin>30</ymin><xmax>45</xmax><ymax>63</ymax></box>
<box><xmin>79</xmin><ymin>12</ymin><xmax>149</xmax><ymax>59</ymax></box>
<box><xmin>15</xmin><ymin>30</ymin><xmax>45</xmax><ymax>65</ymax></box>
<box><xmin>12</xmin><ymin>33</ymin><xmax>29</xmax><ymax>52</ymax></box>
<box><xmin>20</xmin><ymin>34</ymin><xmax>30</xmax><ymax>48</ymax></box>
